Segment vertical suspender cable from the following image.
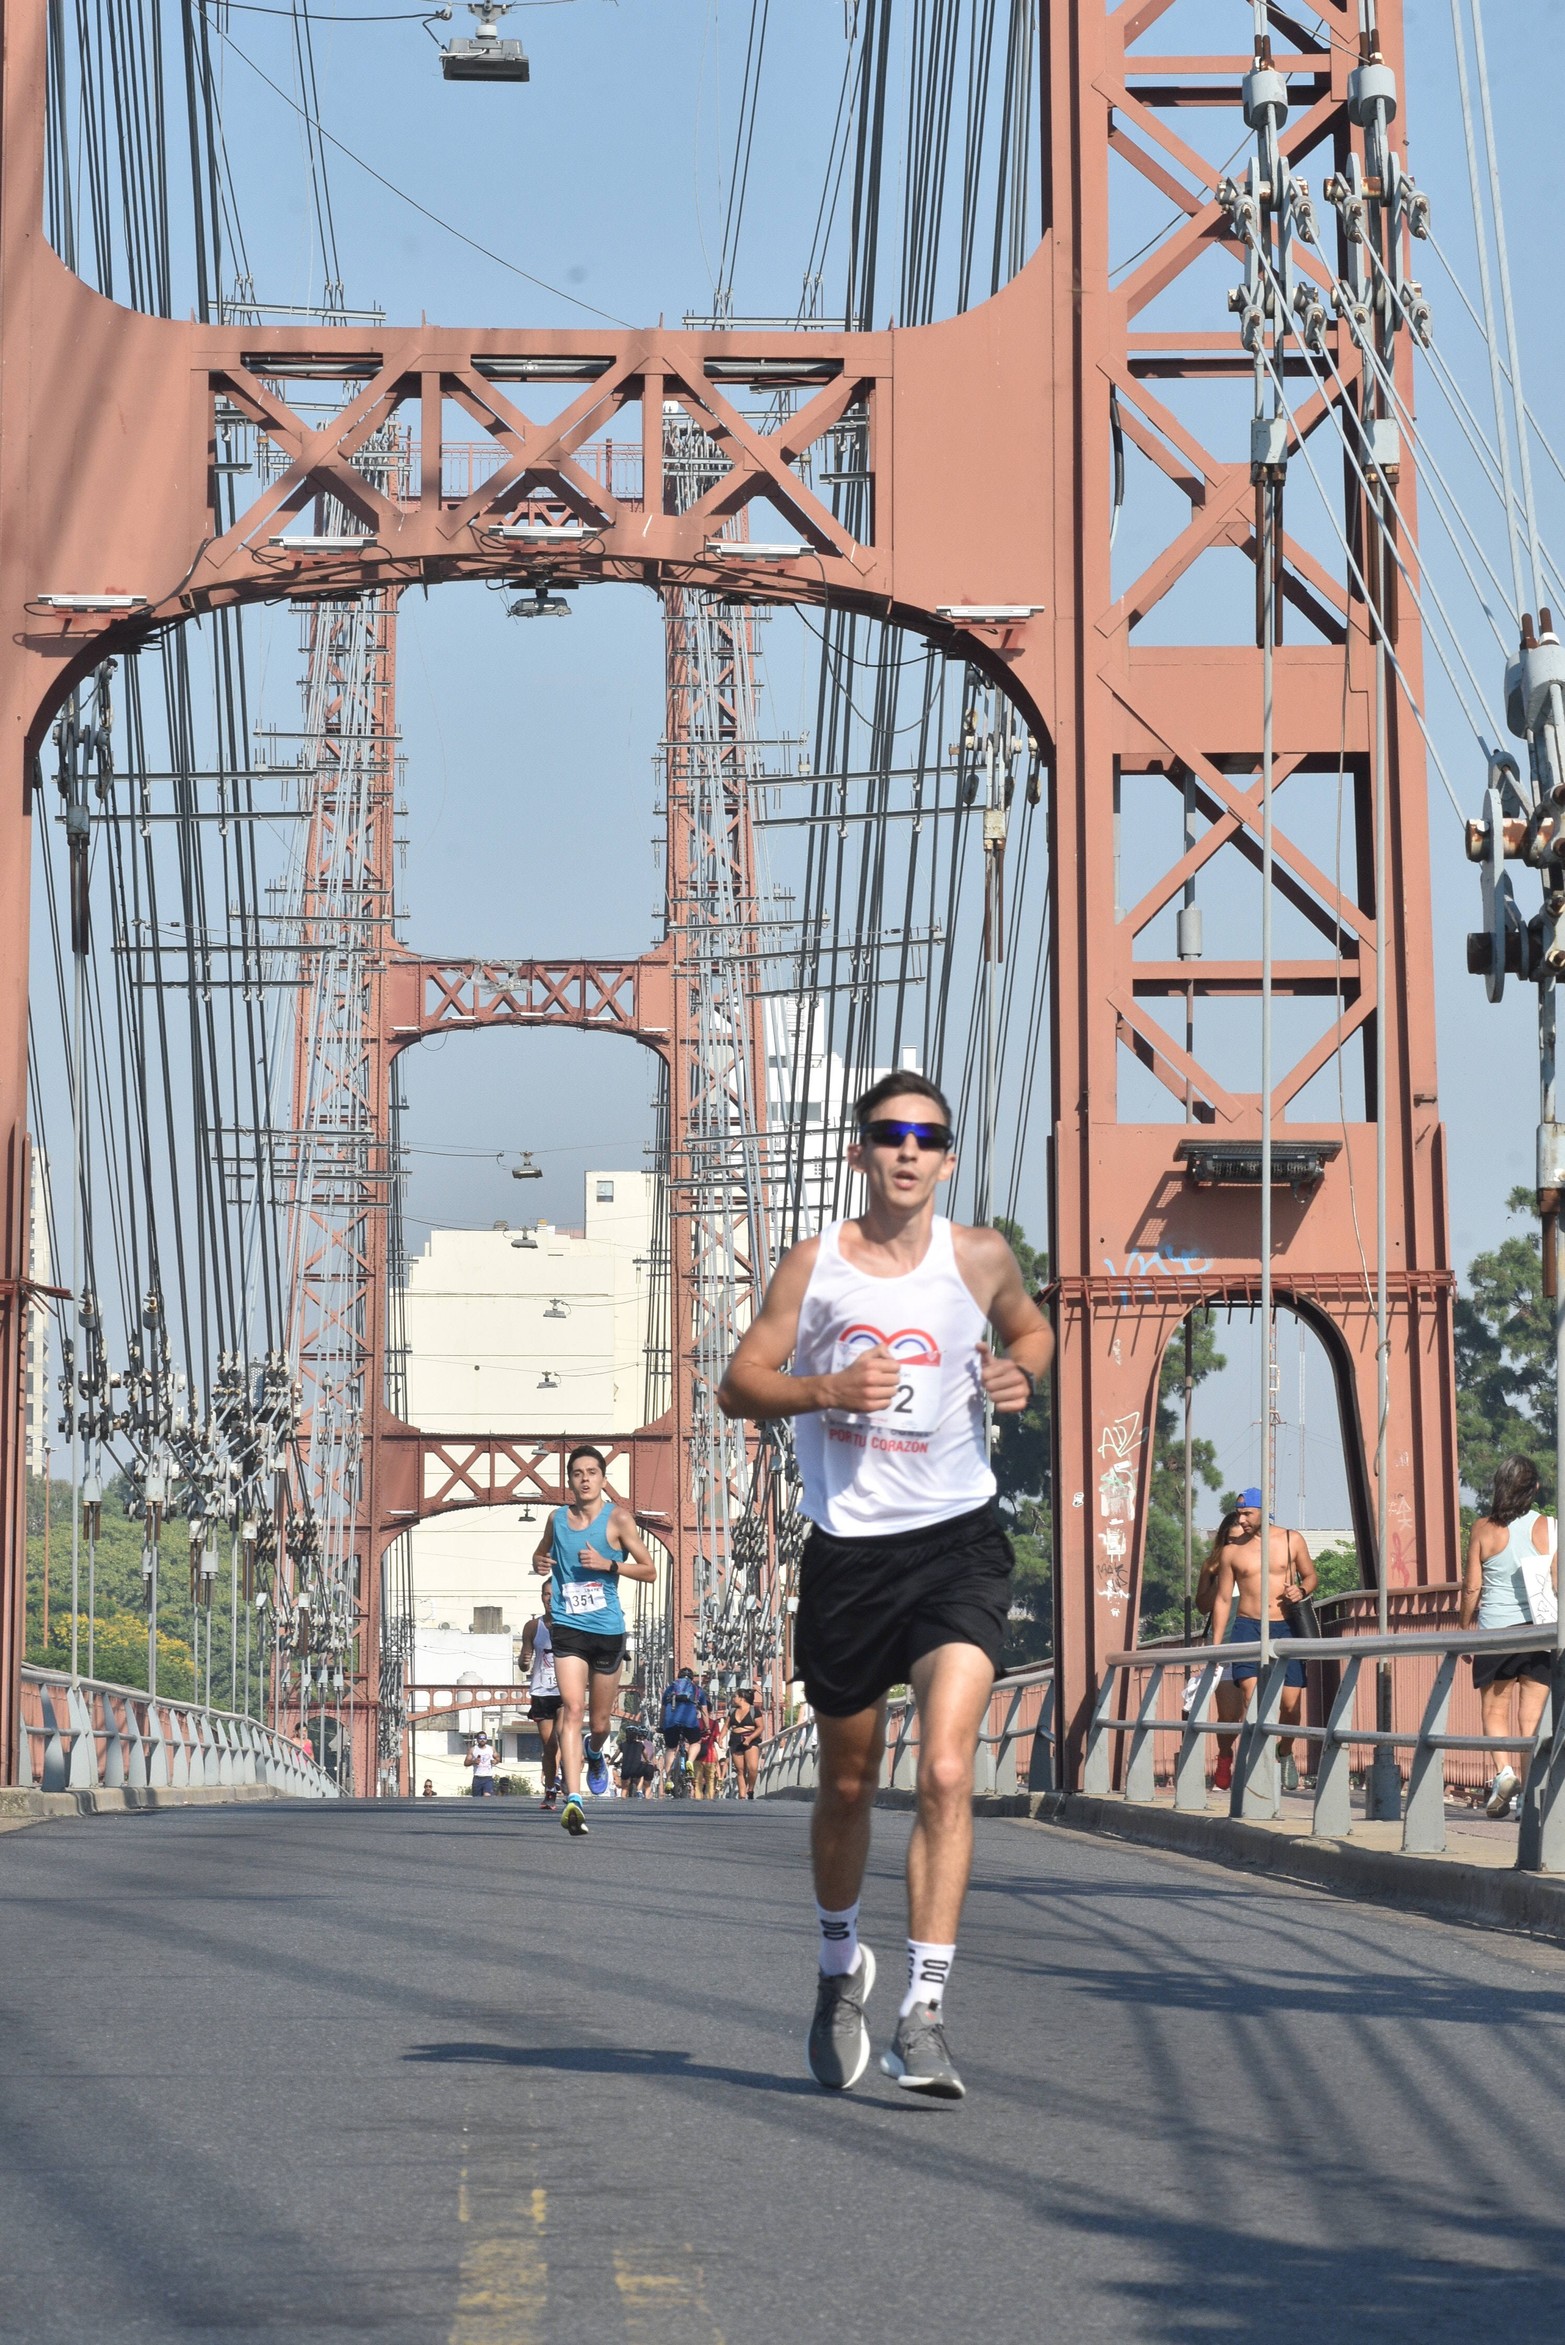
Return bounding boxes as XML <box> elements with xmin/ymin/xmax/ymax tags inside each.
<box><xmin>1468</xmin><ymin>0</ymin><xmax>1544</xmax><ymax>616</ymax></box>
<box><xmin>1449</xmin><ymin>0</ymin><xmax>1525</xmax><ymax>626</ymax></box>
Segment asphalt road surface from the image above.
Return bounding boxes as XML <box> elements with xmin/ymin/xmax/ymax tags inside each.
<box><xmin>3</xmin><ymin>1795</ymin><xmax>1564</xmax><ymax>2343</ymax></box>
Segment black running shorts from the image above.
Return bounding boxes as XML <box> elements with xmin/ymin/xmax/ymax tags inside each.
<box><xmin>548</xmin><ymin>1621</ymin><xmax>626</xmax><ymax>1677</ymax></box>
<box><xmin>527</xmin><ymin>1694</ymin><xmax>562</xmax><ymax>1721</ymax></box>
<box><xmin>793</xmin><ymin>1498</ymin><xmax>1014</xmax><ymax>1718</ymax></box>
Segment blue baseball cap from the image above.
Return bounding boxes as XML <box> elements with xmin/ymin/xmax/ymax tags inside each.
<box><xmin>1237</xmin><ymin>1486</ymin><xmax>1263</xmax><ymax>1510</ymax></box>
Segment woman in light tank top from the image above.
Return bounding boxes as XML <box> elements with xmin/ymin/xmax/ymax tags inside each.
<box><xmin>1460</xmin><ymin>1453</ymin><xmax>1559</xmax><ymax>1816</ymax></box>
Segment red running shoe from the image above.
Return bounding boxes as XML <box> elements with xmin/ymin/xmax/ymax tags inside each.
<box><xmin>1212</xmin><ymin>1750</ymin><xmax>1233</xmax><ymax>1793</ymax></box>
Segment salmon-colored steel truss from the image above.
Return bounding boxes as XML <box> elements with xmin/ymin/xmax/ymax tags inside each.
<box><xmin>0</xmin><ymin>0</ymin><xmax>1456</xmax><ymax>1787</ymax></box>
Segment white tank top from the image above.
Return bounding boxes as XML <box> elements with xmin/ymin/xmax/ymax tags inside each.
<box><xmin>792</xmin><ymin>1217</ymin><xmax>996</xmax><ymax>1537</ymax></box>
<box><xmin>528</xmin><ymin>1618</ymin><xmax>558</xmax><ymax>1697</ymax></box>
<box><xmin>1480</xmin><ymin>1511</ymin><xmax>1555</xmax><ymax>1628</ymax></box>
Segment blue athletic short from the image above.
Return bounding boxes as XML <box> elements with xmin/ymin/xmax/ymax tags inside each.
<box><xmin>1226</xmin><ymin>1613</ymin><xmax>1306</xmax><ymax>1689</ymax></box>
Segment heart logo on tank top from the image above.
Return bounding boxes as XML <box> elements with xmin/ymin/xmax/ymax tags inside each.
<box><xmin>837</xmin><ymin>1323</ymin><xmax>942</xmax><ymax>1365</ymax></box>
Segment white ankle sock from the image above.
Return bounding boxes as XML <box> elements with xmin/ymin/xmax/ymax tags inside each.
<box><xmin>901</xmin><ymin>1940</ymin><xmax>955</xmax><ymax>2016</ymax></box>
<box><xmin>815</xmin><ymin>1899</ymin><xmax>860</xmax><ymax>1977</ymax></box>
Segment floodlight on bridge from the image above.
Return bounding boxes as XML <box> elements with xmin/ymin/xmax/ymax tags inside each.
<box><xmin>489</xmin><ymin>522</ymin><xmax>586</xmax><ymax>542</ymax></box>
<box><xmin>934</xmin><ymin>604</ymin><xmax>1045</xmax><ymax>624</ymax></box>
<box><xmin>268</xmin><ymin>535</ymin><xmax>378</xmax><ymax>553</ymax></box>
<box><xmin>704</xmin><ymin>541</ymin><xmax>805</xmax><ymax>560</ymax></box>
<box><xmin>34</xmin><ymin>592</ymin><xmax>149</xmax><ymax>611</ymax></box>
<box><xmin>508</xmin><ymin>585</ymin><xmax>572</xmax><ymax>618</ymax></box>
<box><xmin>440</xmin><ymin>1</ymin><xmax>529</xmax><ymax>82</ymax></box>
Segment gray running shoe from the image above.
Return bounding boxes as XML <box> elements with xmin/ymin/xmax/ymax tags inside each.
<box><xmin>881</xmin><ymin>2002</ymin><xmax>966</xmax><ymax>2099</ymax></box>
<box><xmin>1485</xmin><ymin>1765</ymin><xmax>1521</xmax><ymax>1818</ymax></box>
<box><xmin>807</xmin><ymin>1946</ymin><xmax>876</xmax><ymax>2091</ymax></box>
<box><xmin>1280</xmin><ymin>1755</ymin><xmax>1300</xmax><ymax>1793</ymax></box>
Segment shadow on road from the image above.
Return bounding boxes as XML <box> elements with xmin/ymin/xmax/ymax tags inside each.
<box><xmin>405</xmin><ymin>2037</ymin><xmax>820</xmax><ymax>2098</ymax></box>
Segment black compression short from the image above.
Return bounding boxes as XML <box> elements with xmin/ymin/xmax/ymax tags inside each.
<box><xmin>793</xmin><ymin>1498</ymin><xmax>1014</xmax><ymax>1718</ymax></box>
<box><xmin>549</xmin><ymin>1621</ymin><xmax>626</xmax><ymax>1677</ymax></box>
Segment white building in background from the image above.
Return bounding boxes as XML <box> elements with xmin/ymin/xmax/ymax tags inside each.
<box><xmin>764</xmin><ymin>996</ymin><xmax>924</xmax><ymax>1232</ymax></box>
<box><xmin>26</xmin><ymin>1151</ymin><xmax>51</xmax><ymax>1477</ymax></box>
<box><xmin>402</xmin><ymin>1170</ymin><xmax>657</xmax><ymax>1793</ymax></box>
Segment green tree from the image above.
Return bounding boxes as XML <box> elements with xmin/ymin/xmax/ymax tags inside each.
<box><xmin>1137</xmin><ymin>1309</ymin><xmax>1228</xmax><ymax>1641</ymax></box>
<box><xmin>992</xmin><ymin>1219</ymin><xmax>1053</xmax><ymax>1664</ymax></box>
<box><xmin>989</xmin><ymin>1220</ymin><xmax>1225</xmax><ymax>1657</ymax></box>
<box><xmin>25</xmin><ymin>1471</ymin><xmax>251</xmax><ymax>1705</ymax></box>
<box><xmin>1455</xmin><ymin>1186</ymin><xmax>1555</xmax><ymax>1512</ymax></box>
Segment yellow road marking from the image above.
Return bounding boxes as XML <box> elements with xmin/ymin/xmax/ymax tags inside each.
<box><xmin>448</xmin><ymin>2160</ymin><xmax>548</xmax><ymax>2345</ymax></box>
<box><xmin>614</xmin><ymin>2245</ymin><xmax>726</xmax><ymax>2344</ymax></box>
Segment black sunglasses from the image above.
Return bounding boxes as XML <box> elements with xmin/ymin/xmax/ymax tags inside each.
<box><xmin>860</xmin><ymin>1117</ymin><xmax>955</xmax><ymax>1153</ymax></box>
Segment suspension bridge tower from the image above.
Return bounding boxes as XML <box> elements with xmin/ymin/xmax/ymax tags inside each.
<box><xmin>0</xmin><ymin>0</ymin><xmax>1458</xmax><ymax>1789</ymax></box>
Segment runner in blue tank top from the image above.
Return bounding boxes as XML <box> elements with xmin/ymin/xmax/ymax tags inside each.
<box><xmin>531</xmin><ymin>1444</ymin><xmax>657</xmax><ymax>1835</ymax></box>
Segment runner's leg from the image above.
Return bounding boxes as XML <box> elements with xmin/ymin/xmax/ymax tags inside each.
<box><xmin>538</xmin><ymin>1715</ymin><xmax>558</xmax><ymax>1796</ymax></box>
<box><xmin>555</xmin><ymin>1653</ymin><xmax>589</xmax><ymax>1800</ymax></box>
<box><xmin>1215</xmin><ymin>1675</ymin><xmax>1247</xmax><ymax>1750</ymax></box>
<box><xmin>811</xmin><ymin>1703</ymin><xmax>886</xmax><ymax>1910</ymax></box>
<box><xmin>584</xmin><ymin>1661</ymin><xmax>618</xmax><ymax>1791</ymax></box>
<box><xmin>1277</xmin><ymin>1681</ymin><xmax>1303</xmax><ymax>1766</ymax></box>
<box><xmin>904</xmin><ymin>1641</ymin><xmax>993</xmax><ymax>1945</ymax></box>
<box><xmin>1516</xmin><ymin>1676</ymin><xmax>1549</xmax><ymax>1781</ymax></box>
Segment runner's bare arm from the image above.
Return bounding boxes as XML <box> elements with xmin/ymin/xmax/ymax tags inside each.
<box><xmin>1289</xmin><ymin>1530</ymin><xmax>1318</xmax><ymax>1596</ymax></box>
<box><xmin>1209</xmin><ymin>1553</ymin><xmax>1237</xmax><ymax>1645</ymax></box>
<box><xmin>532</xmin><ymin>1524</ymin><xmax>554</xmax><ymax>1578</ymax></box>
<box><xmin>957</xmin><ymin>1227</ymin><xmax>1054</xmax><ymax>1413</ymax></box>
<box><xmin>1459</xmin><ymin>1517</ymin><xmax>1487</xmax><ymax>1628</ymax></box>
<box><xmin>717</xmin><ymin>1239</ymin><xmax>900</xmax><ymax>1419</ymax></box>
<box><xmin>601</xmin><ymin>1509</ymin><xmax>658</xmax><ymax>1585</ymax></box>
<box><xmin>520</xmin><ymin>1619</ymin><xmax>536</xmax><ymax>1671</ymax></box>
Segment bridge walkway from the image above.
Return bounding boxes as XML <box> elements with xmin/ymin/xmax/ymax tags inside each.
<box><xmin>2</xmin><ymin>1801</ymin><xmax>1563</xmax><ymax>2341</ymax></box>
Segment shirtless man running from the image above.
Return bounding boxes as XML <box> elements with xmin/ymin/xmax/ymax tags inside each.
<box><xmin>719</xmin><ymin>1070</ymin><xmax>1052</xmax><ymax>2098</ymax></box>
<box><xmin>1206</xmin><ymin>1488</ymin><xmax>1318</xmax><ymax>1794</ymax></box>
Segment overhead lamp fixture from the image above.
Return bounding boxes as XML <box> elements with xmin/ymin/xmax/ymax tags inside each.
<box><xmin>704</xmin><ymin>541</ymin><xmax>805</xmax><ymax>560</ymax></box>
<box><xmin>543</xmin><ymin>1298</ymin><xmax>569</xmax><ymax>1320</ymax></box>
<box><xmin>268</xmin><ymin>535</ymin><xmax>377</xmax><ymax>552</ymax></box>
<box><xmin>511</xmin><ymin>1153</ymin><xmax>543</xmax><ymax>1180</ymax></box>
<box><xmin>934</xmin><ymin>604</ymin><xmax>1045</xmax><ymax>624</ymax></box>
<box><xmin>489</xmin><ymin>522</ymin><xmax>587</xmax><ymax>541</ymax></box>
<box><xmin>1175</xmin><ymin>1139</ymin><xmax>1341</xmax><ymax>1200</ymax></box>
<box><xmin>537</xmin><ymin>1370</ymin><xmax>560</xmax><ymax>1391</ymax></box>
<box><xmin>440</xmin><ymin>0</ymin><xmax>529</xmax><ymax>81</ymax></box>
<box><xmin>510</xmin><ymin>1231</ymin><xmax>538</xmax><ymax>1250</ymax></box>
<box><xmin>508</xmin><ymin>584</ymin><xmax>572</xmax><ymax>619</ymax></box>
<box><xmin>35</xmin><ymin>593</ymin><xmax>149</xmax><ymax>612</ymax></box>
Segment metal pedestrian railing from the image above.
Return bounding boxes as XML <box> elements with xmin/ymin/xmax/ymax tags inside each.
<box><xmin>758</xmin><ymin>1663</ymin><xmax>1055</xmax><ymax>1799</ymax></box>
<box><xmin>18</xmin><ymin>1666</ymin><xmax>340</xmax><ymax>1800</ymax></box>
<box><xmin>1083</xmin><ymin>1626</ymin><xmax>1565</xmax><ymax>1867</ymax></box>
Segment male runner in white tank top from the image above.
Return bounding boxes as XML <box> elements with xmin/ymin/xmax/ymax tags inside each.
<box><xmin>719</xmin><ymin>1071</ymin><xmax>1052</xmax><ymax>2098</ymax></box>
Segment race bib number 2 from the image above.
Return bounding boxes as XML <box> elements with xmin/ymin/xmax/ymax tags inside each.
<box><xmin>828</xmin><ymin>1323</ymin><xmax>942</xmax><ymax>1437</ymax></box>
<box><xmin>561</xmin><ymin>1580</ymin><xmax>609</xmax><ymax>1617</ymax></box>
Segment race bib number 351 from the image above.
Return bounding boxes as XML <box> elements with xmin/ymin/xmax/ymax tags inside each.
<box><xmin>561</xmin><ymin>1580</ymin><xmax>609</xmax><ymax>1617</ymax></box>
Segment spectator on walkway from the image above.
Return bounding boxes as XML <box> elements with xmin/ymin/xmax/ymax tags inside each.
<box><xmin>1461</xmin><ymin>1454</ymin><xmax>1559</xmax><ymax>1818</ymax></box>
<box><xmin>659</xmin><ymin>1665</ymin><xmax>704</xmax><ymax>1792</ymax></box>
<box><xmin>1194</xmin><ymin>1512</ymin><xmax>1241</xmax><ymax>1627</ymax></box>
<box><xmin>618</xmin><ymin>1724</ymin><xmax>656</xmax><ymax>1798</ymax></box>
<box><xmin>465</xmin><ymin>1731</ymin><xmax>497</xmax><ymax>1797</ymax></box>
<box><xmin>728</xmin><ymin>1683</ymin><xmax>763</xmax><ymax>1799</ymax></box>
<box><xmin>1207</xmin><ymin>1491</ymin><xmax>1318</xmax><ymax>1795</ymax></box>
<box><xmin>421</xmin><ymin>1778</ymin><xmax>436</xmax><ymax>1798</ymax></box>
<box><xmin>696</xmin><ymin>1703</ymin><xmax>728</xmax><ymax>1799</ymax></box>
